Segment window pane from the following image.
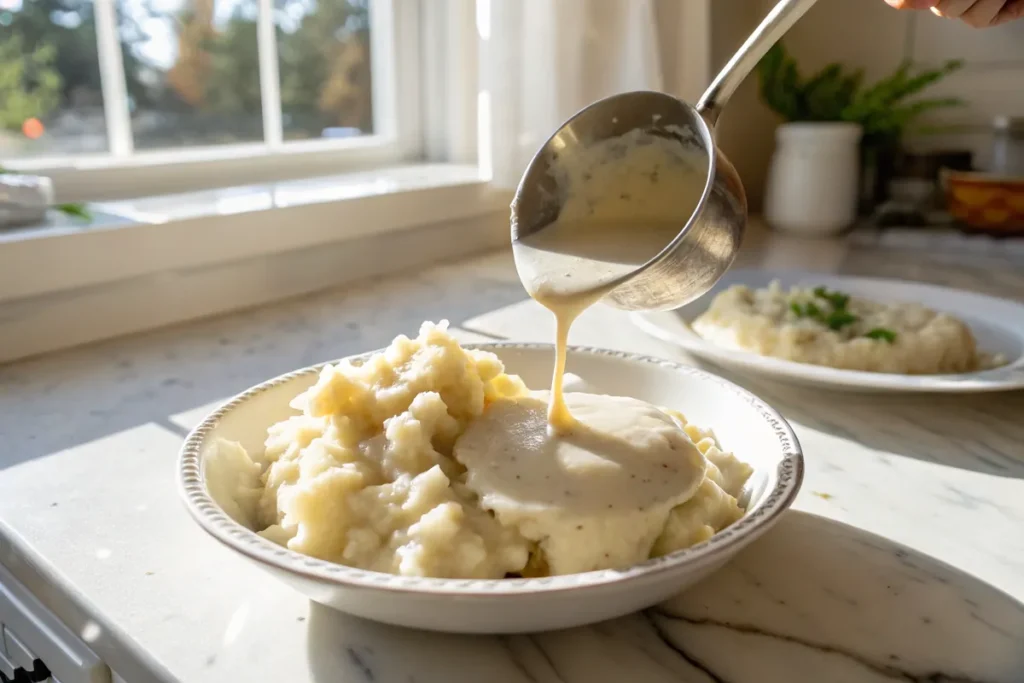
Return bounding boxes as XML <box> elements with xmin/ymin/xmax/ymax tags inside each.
<box><xmin>275</xmin><ymin>0</ymin><xmax>373</xmax><ymax>142</ymax></box>
<box><xmin>0</xmin><ymin>0</ymin><xmax>109</xmax><ymax>158</ymax></box>
<box><xmin>119</xmin><ymin>0</ymin><xmax>264</xmax><ymax>150</ymax></box>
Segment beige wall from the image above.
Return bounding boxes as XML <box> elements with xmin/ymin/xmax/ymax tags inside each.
<box><xmin>710</xmin><ymin>0</ymin><xmax>1024</xmax><ymax>210</ymax></box>
<box><xmin>711</xmin><ymin>0</ymin><xmax>776</xmax><ymax>211</ymax></box>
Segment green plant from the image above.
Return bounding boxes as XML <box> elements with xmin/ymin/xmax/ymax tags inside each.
<box><xmin>757</xmin><ymin>43</ymin><xmax>964</xmax><ymax>145</ymax></box>
<box><xmin>0</xmin><ymin>35</ymin><xmax>63</xmax><ymax>132</ymax></box>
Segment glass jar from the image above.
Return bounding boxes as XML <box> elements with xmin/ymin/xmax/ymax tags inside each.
<box><xmin>990</xmin><ymin>116</ymin><xmax>1024</xmax><ymax>176</ymax></box>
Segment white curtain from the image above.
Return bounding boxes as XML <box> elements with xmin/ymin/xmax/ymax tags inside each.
<box><xmin>480</xmin><ymin>0</ymin><xmax>665</xmax><ymax>188</ymax></box>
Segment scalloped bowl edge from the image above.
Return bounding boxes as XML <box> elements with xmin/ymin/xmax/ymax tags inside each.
<box><xmin>177</xmin><ymin>343</ymin><xmax>804</xmax><ymax>632</ymax></box>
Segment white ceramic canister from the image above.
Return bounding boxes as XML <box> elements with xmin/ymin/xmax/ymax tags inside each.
<box><xmin>764</xmin><ymin>122</ymin><xmax>863</xmax><ymax>236</ymax></box>
<box><xmin>0</xmin><ymin>174</ymin><xmax>54</xmax><ymax>229</ymax></box>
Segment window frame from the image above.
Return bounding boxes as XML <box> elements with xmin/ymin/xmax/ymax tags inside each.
<box><xmin>4</xmin><ymin>0</ymin><xmax>426</xmax><ymax>203</ymax></box>
<box><xmin>0</xmin><ymin>0</ymin><xmax>718</xmax><ymax>364</ymax></box>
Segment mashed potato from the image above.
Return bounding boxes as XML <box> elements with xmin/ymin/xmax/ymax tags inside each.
<box><xmin>210</xmin><ymin>322</ymin><xmax>753</xmax><ymax>578</ymax></box>
<box><xmin>694</xmin><ymin>281</ymin><xmax>1003</xmax><ymax>374</ymax></box>
<box><xmin>253</xmin><ymin>321</ymin><xmax>531</xmax><ymax>578</ymax></box>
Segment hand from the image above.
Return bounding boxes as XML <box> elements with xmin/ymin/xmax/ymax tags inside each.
<box><xmin>885</xmin><ymin>0</ymin><xmax>1024</xmax><ymax>27</ymax></box>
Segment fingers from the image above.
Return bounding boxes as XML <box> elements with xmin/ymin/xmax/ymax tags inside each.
<box><xmin>930</xmin><ymin>0</ymin><xmax>977</xmax><ymax>17</ymax></box>
<box><xmin>885</xmin><ymin>0</ymin><xmax>939</xmax><ymax>8</ymax></box>
<box><xmin>994</xmin><ymin>0</ymin><xmax>1024</xmax><ymax>23</ymax></box>
<box><xmin>888</xmin><ymin>0</ymin><xmax>1024</xmax><ymax>27</ymax></box>
<box><xmin>959</xmin><ymin>0</ymin><xmax>1008</xmax><ymax>25</ymax></box>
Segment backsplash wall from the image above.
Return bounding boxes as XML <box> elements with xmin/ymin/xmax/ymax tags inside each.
<box><xmin>712</xmin><ymin>0</ymin><xmax>1024</xmax><ymax>211</ymax></box>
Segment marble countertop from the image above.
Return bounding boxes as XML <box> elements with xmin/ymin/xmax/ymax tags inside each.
<box><xmin>1</xmin><ymin>225</ymin><xmax>1023</xmax><ymax>683</ymax></box>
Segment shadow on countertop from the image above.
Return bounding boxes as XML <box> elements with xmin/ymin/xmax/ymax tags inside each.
<box><xmin>302</xmin><ymin>511</ymin><xmax>1024</xmax><ymax>683</ymax></box>
<box><xmin>0</xmin><ymin>258</ymin><xmax>528</xmax><ymax>471</ymax></box>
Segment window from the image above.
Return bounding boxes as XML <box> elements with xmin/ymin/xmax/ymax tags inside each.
<box><xmin>1</xmin><ymin>0</ymin><xmax>420</xmax><ymax>200</ymax></box>
<box><xmin>0</xmin><ymin>0</ymin><xmax>110</xmax><ymax>158</ymax></box>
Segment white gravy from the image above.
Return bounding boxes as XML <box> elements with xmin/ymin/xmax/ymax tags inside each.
<box><xmin>454</xmin><ymin>392</ymin><xmax>706</xmax><ymax>574</ymax></box>
<box><xmin>449</xmin><ymin>128</ymin><xmax>713</xmax><ymax>575</ymax></box>
<box><xmin>512</xmin><ymin>129</ymin><xmax>706</xmax><ymax>430</ymax></box>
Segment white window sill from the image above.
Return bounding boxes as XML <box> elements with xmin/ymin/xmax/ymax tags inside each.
<box><xmin>0</xmin><ymin>163</ymin><xmax>508</xmax><ymax>303</ymax></box>
<box><xmin>0</xmin><ymin>163</ymin><xmax>512</xmax><ymax>363</ymax></box>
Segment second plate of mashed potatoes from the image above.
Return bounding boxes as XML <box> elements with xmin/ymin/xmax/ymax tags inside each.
<box><xmin>633</xmin><ymin>269</ymin><xmax>1024</xmax><ymax>393</ymax></box>
<box><xmin>208</xmin><ymin>322</ymin><xmax>753</xmax><ymax>579</ymax></box>
<box><xmin>693</xmin><ymin>280</ymin><xmax>1005</xmax><ymax>375</ymax></box>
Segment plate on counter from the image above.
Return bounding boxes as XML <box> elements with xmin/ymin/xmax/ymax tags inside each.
<box><xmin>632</xmin><ymin>269</ymin><xmax>1024</xmax><ymax>393</ymax></box>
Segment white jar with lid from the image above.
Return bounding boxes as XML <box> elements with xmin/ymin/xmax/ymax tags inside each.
<box><xmin>990</xmin><ymin>116</ymin><xmax>1024</xmax><ymax>177</ymax></box>
<box><xmin>764</xmin><ymin>122</ymin><xmax>863</xmax><ymax>236</ymax></box>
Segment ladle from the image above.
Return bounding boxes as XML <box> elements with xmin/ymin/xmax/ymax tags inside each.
<box><xmin>510</xmin><ymin>0</ymin><xmax>819</xmax><ymax>311</ymax></box>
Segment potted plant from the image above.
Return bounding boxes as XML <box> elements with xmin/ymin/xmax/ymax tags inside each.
<box><xmin>757</xmin><ymin>43</ymin><xmax>963</xmax><ymax>236</ymax></box>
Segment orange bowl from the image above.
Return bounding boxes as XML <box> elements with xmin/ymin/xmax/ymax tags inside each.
<box><xmin>943</xmin><ymin>170</ymin><xmax>1024</xmax><ymax>235</ymax></box>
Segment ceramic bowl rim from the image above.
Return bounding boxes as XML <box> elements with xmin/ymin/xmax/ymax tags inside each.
<box><xmin>178</xmin><ymin>342</ymin><xmax>804</xmax><ymax>596</ymax></box>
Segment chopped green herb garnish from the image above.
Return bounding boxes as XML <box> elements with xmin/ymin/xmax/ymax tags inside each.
<box><xmin>791</xmin><ymin>287</ymin><xmax>859</xmax><ymax>331</ymax></box>
<box><xmin>825</xmin><ymin>310</ymin><xmax>858</xmax><ymax>331</ymax></box>
<box><xmin>865</xmin><ymin>328</ymin><xmax>897</xmax><ymax>342</ymax></box>
<box><xmin>830</xmin><ymin>292</ymin><xmax>850</xmax><ymax>309</ymax></box>
<box><xmin>813</xmin><ymin>286</ymin><xmax>850</xmax><ymax>310</ymax></box>
<box><xmin>790</xmin><ymin>301</ymin><xmax>825</xmax><ymax>319</ymax></box>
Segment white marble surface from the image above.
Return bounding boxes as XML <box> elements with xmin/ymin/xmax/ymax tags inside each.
<box><xmin>1</xmin><ymin>225</ymin><xmax>1024</xmax><ymax>682</ymax></box>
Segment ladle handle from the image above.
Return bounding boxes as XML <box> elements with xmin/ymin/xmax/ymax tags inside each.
<box><xmin>696</xmin><ymin>0</ymin><xmax>820</xmax><ymax>126</ymax></box>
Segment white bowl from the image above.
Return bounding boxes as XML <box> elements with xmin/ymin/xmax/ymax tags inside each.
<box><xmin>178</xmin><ymin>343</ymin><xmax>803</xmax><ymax>633</ymax></box>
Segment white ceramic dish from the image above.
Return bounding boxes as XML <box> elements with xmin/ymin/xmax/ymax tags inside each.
<box><xmin>633</xmin><ymin>269</ymin><xmax>1024</xmax><ymax>393</ymax></box>
<box><xmin>178</xmin><ymin>343</ymin><xmax>803</xmax><ymax>634</ymax></box>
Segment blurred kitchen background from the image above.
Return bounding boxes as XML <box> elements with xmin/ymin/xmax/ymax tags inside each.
<box><xmin>1</xmin><ymin>0</ymin><xmax>1023</xmax><ymax>369</ymax></box>
<box><xmin>0</xmin><ymin>0</ymin><xmax>372</xmax><ymax>156</ymax></box>
<box><xmin>2</xmin><ymin>0</ymin><xmax>1022</xmax><ymax>235</ymax></box>
<box><xmin>712</xmin><ymin>0</ymin><xmax>1024</xmax><ymax>239</ymax></box>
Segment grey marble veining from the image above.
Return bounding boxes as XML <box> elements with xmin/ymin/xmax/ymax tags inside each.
<box><xmin>1</xmin><ymin>226</ymin><xmax>1024</xmax><ymax>683</ymax></box>
<box><xmin>298</xmin><ymin>513</ymin><xmax>1024</xmax><ymax>683</ymax></box>
<box><xmin>462</xmin><ymin>233</ymin><xmax>1024</xmax><ymax>609</ymax></box>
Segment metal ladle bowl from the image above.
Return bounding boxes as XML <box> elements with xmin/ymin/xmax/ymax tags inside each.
<box><xmin>510</xmin><ymin>0</ymin><xmax>819</xmax><ymax>312</ymax></box>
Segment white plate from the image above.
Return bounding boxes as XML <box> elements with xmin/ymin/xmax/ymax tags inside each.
<box><xmin>179</xmin><ymin>343</ymin><xmax>803</xmax><ymax>634</ymax></box>
<box><xmin>633</xmin><ymin>269</ymin><xmax>1024</xmax><ymax>393</ymax></box>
